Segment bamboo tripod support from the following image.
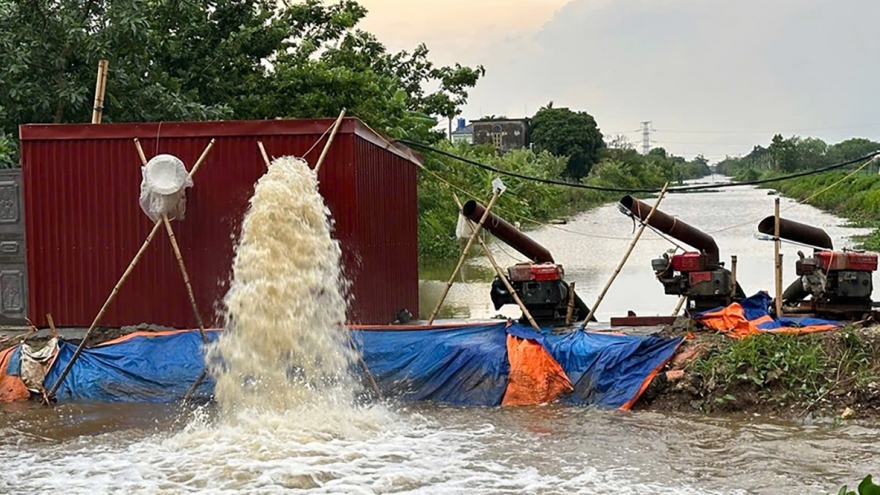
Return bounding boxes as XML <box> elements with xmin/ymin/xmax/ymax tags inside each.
<box><xmin>314</xmin><ymin>109</ymin><xmax>346</xmax><ymax>174</ymax></box>
<box><xmin>257</xmin><ymin>141</ymin><xmax>272</xmax><ymax>169</ymax></box>
<box><xmin>133</xmin><ymin>140</ymin><xmax>209</xmax><ymax>345</ymax></box>
<box><xmin>44</xmin><ymin>139</ymin><xmax>215</xmax><ymax>402</ymax></box>
<box><xmin>584</xmin><ymin>183</ymin><xmax>670</xmax><ymax>325</ymax></box>
<box><xmin>451</xmin><ymin>193</ymin><xmax>542</xmax><ymax>332</ymax></box>
<box><xmin>252</xmin><ymin>140</ymin><xmax>383</xmax><ymax>398</ymax></box>
<box><xmin>671</xmin><ymin>295</ymin><xmax>687</xmax><ymax>317</ymax></box>
<box><xmin>428</xmin><ymin>190</ymin><xmax>501</xmax><ymax>325</ymax></box>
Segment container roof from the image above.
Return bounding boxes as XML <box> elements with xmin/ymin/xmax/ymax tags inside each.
<box><xmin>20</xmin><ymin>117</ymin><xmax>422</xmax><ymax>166</ymax></box>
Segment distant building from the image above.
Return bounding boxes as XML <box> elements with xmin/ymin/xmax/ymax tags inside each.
<box><xmin>450</xmin><ymin>118</ymin><xmax>473</xmax><ymax>144</ymax></box>
<box><xmin>472</xmin><ymin>118</ymin><xmax>530</xmax><ymax>153</ymax></box>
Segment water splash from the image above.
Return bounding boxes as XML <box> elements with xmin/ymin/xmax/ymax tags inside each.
<box><xmin>207</xmin><ymin>156</ymin><xmax>356</xmax><ymax>413</ymax></box>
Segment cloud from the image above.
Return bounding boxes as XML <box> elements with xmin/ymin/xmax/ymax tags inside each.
<box><xmin>357</xmin><ymin>0</ymin><xmax>570</xmax><ymax>65</ymax></box>
<box><xmin>457</xmin><ymin>0</ymin><xmax>880</xmax><ymax>160</ymax></box>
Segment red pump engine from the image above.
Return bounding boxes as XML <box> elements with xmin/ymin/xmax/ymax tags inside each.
<box><xmin>652</xmin><ymin>252</ymin><xmax>741</xmax><ymax>312</ymax></box>
<box><xmin>785</xmin><ymin>250</ymin><xmax>877</xmax><ymax>312</ymax></box>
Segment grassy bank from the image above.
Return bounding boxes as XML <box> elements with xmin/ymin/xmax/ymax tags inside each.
<box><xmin>417</xmin><ymin>142</ymin><xmax>705</xmax><ymax>261</ymax></box>
<box><xmin>641</xmin><ymin>326</ymin><xmax>880</xmax><ymax>419</ymax></box>
<box><xmin>761</xmin><ymin>170</ymin><xmax>880</xmax><ymax>251</ymax></box>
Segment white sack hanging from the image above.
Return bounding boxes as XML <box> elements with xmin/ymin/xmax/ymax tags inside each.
<box><xmin>455</xmin><ymin>211</ymin><xmax>477</xmax><ymax>241</ymax></box>
<box><xmin>139</xmin><ymin>154</ymin><xmax>193</xmax><ymax>222</ymax></box>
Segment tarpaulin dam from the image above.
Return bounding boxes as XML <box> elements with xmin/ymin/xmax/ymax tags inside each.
<box><xmin>0</xmin><ymin>120</ymin><xmax>880</xmax><ymax>494</ymax></box>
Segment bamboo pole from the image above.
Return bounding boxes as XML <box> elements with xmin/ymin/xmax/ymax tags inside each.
<box><xmin>774</xmin><ymin>198</ymin><xmax>783</xmax><ymax>317</ymax></box>
<box><xmin>91</xmin><ymin>60</ymin><xmax>108</xmax><ymax>124</ymax></box>
<box><xmin>44</xmin><ymin>220</ymin><xmax>164</xmax><ymax>401</ymax></box>
<box><xmin>345</xmin><ymin>330</ymin><xmax>382</xmax><ymax>397</ymax></box>
<box><xmin>134</xmin><ymin>140</ymin><xmax>207</xmax><ymax>343</ymax></box>
<box><xmin>257</xmin><ymin>141</ymin><xmax>272</xmax><ymax>169</ymax></box>
<box><xmin>47</xmin><ymin>314</ymin><xmax>58</xmax><ymax>340</ymax></box>
<box><xmin>565</xmin><ymin>282</ymin><xmax>576</xmax><ymax>326</ymax></box>
<box><xmin>428</xmin><ymin>190</ymin><xmax>501</xmax><ymax>325</ymax></box>
<box><xmin>477</xmin><ymin>234</ymin><xmax>542</xmax><ymax>332</ymax></box>
<box><xmin>134</xmin><ymin>139</ymin><xmax>213</xmax><ymax>401</ymax></box>
<box><xmin>314</xmin><ymin>109</ymin><xmax>346</xmax><ymax>174</ymax></box>
<box><xmin>730</xmin><ymin>255</ymin><xmax>738</xmax><ymax>300</ymax></box>
<box><xmin>671</xmin><ymin>295</ymin><xmax>687</xmax><ymax>317</ymax></box>
<box><xmin>162</xmin><ymin>216</ymin><xmax>208</xmax><ymax>343</ymax></box>
<box><xmin>584</xmin><ymin>183</ymin><xmax>670</xmax><ymax>325</ymax></box>
<box><xmin>45</xmin><ymin>139</ymin><xmax>215</xmax><ymax>402</ymax></box>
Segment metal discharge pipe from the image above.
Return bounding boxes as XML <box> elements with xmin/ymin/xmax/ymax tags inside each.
<box><xmin>462</xmin><ymin>200</ymin><xmax>554</xmax><ymax>263</ymax></box>
<box><xmin>618</xmin><ymin>195</ymin><xmax>720</xmax><ymax>264</ymax></box>
<box><xmin>757</xmin><ymin>216</ymin><xmax>834</xmax><ymax>250</ymax></box>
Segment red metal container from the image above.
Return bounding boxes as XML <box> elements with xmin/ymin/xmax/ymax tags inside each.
<box><xmin>816</xmin><ymin>251</ymin><xmax>878</xmax><ymax>272</ymax></box>
<box><xmin>672</xmin><ymin>252</ymin><xmax>706</xmax><ymax>272</ymax></box>
<box><xmin>20</xmin><ymin>119</ymin><xmax>420</xmax><ymax>327</ymax></box>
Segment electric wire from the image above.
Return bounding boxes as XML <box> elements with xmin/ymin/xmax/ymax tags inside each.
<box><xmin>396</xmin><ymin>139</ymin><xmax>880</xmax><ymax>194</ymax></box>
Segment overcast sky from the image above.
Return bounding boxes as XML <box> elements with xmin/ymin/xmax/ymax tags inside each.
<box><xmin>358</xmin><ymin>0</ymin><xmax>880</xmax><ymax>161</ymax></box>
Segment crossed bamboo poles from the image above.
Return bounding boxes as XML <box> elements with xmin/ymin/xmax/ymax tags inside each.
<box><xmin>44</xmin><ymin>138</ymin><xmax>216</xmax><ymax>402</ymax></box>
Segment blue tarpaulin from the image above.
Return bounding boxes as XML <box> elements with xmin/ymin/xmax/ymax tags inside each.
<box><xmin>353</xmin><ymin>322</ymin><xmax>682</xmax><ymax>409</ymax></box>
<box><xmin>33</xmin><ymin>323</ymin><xmax>683</xmax><ymax>408</ymax></box>
<box><xmin>542</xmin><ymin>330</ymin><xmax>683</xmax><ymax>408</ymax></box>
<box><xmin>44</xmin><ymin>330</ymin><xmax>219</xmax><ymax>402</ymax></box>
<box><xmin>352</xmin><ymin>322</ymin><xmax>510</xmax><ymax>406</ymax></box>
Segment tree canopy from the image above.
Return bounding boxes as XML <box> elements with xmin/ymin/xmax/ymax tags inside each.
<box><xmin>716</xmin><ymin>135</ymin><xmax>880</xmax><ymax>177</ymax></box>
<box><xmin>528</xmin><ymin>103</ymin><xmax>605</xmax><ymax>180</ymax></box>
<box><xmin>0</xmin><ymin>0</ymin><xmax>484</xmax><ymax>165</ymax></box>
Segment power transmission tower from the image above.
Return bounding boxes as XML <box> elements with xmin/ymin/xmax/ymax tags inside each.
<box><xmin>641</xmin><ymin>121</ymin><xmax>652</xmax><ymax>154</ymax></box>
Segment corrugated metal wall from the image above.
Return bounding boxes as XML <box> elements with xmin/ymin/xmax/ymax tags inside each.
<box><xmin>20</xmin><ymin>119</ymin><xmax>419</xmax><ymax>327</ymax></box>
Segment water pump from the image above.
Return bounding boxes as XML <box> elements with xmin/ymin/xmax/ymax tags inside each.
<box><xmin>461</xmin><ymin>200</ymin><xmax>592</xmax><ymax>326</ymax></box>
<box><xmin>618</xmin><ymin>196</ymin><xmax>745</xmax><ymax>314</ymax></box>
<box><xmin>759</xmin><ymin>217</ymin><xmax>878</xmax><ymax>316</ymax></box>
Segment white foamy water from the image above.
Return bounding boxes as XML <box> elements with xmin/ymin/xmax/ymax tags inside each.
<box><xmin>208</xmin><ymin>156</ymin><xmax>357</xmax><ymax>413</ymax></box>
<box><xmin>1</xmin><ymin>404</ymin><xmax>751</xmax><ymax>494</ymax></box>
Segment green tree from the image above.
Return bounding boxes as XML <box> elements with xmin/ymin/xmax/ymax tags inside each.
<box><xmin>0</xmin><ymin>0</ymin><xmax>484</xmax><ymax>165</ymax></box>
<box><xmin>529</xmin><ymin>103</ymin><xmax>605</xmax><ymax>179</ymax></box>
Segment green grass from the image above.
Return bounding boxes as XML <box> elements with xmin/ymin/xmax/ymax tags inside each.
<box><xmin>754</xmin><ymin>170</ymin><xmax>880</xmax><ymax>251</ymax></box>
<box><xmin>690</xmin><ymin>330</ymin><xmax>880</xmax><ymax>408</ymax></box>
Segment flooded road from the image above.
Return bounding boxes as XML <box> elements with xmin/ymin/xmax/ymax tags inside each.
<box><xmin>2</xmin><ymin>176</ymin><xmax>877</xmax><ymax>494</ymax></box>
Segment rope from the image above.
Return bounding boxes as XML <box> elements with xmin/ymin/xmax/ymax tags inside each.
<box><xmin>301</xmin><ymin>120</ymin><xmax>337</xmax><ymax>159</ymax></box>
<box><xmin>707</xmin><ymin>157</ymin><xmax>876</xmax><ymax>235</ymax></box>
<box><xmin>397</xmin><ymin>138</ymin><xmax>880</xmax><ymax>194</ymax></box>
<box><xmin>797</xmin><ymin>156</ymin><xmax>876</xmax><ymax>204</ymax></box>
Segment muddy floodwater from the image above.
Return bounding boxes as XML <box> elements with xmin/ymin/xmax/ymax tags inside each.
<box><xmin>3</xmin><ymin>177</ymin><xmax>878</xmax><ymax>494</ymax></box>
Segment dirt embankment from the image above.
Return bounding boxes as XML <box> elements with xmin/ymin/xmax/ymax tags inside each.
<box><xmin>637</xmin><ymin>323</ymin><xmax>880</xmax><ymax>420</ymax></box>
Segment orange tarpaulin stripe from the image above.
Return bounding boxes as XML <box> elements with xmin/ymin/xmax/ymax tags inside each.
<box><xmin>698</xmin><ymin>303</ymin><xmax>756</xmax><ymax>338</ymax></box>
<box><xmin>97</xmin><ymin>328</ymin><xmax>222</xmax><ymax>347</ymax></box>
<box><xmin>699</xmin><ymin>305</ymin><xmax>839</xmax><ymax>339</ymax></box>
<box><xmin>0</xmin><ymin>346</ymin><xmax>29</xmax><ymax>402</ymax></box>
<box><xmin>502</xmin><ymin>335</ymin><xmax>573</xmax><ymax>406</ymax></box>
